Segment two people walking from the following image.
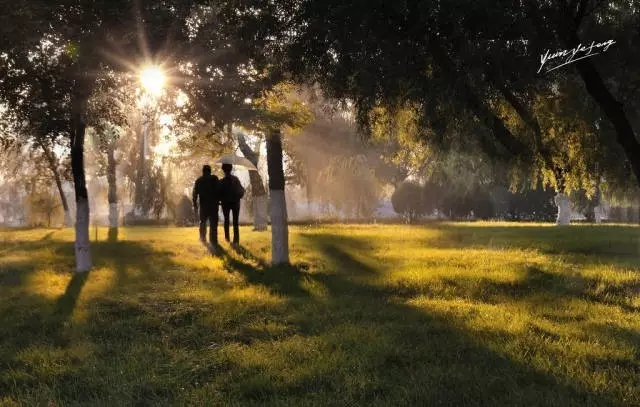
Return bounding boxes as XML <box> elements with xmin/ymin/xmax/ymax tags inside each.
<box><xmin>192</xmin><ymin>163</ymin><xmax>245</xmax><ymax>248</ymax></box>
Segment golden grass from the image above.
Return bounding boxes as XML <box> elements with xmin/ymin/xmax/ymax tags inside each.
<box><xmin>0</xmin><ymin>223</ymin><xmax>638</xmax><ymax>406</ymax></box>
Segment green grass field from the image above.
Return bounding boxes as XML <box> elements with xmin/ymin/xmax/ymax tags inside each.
<box><xmin>1</xmin><ymin>223</ymin><xmax>639</xmax><ymax>406</ymax></box>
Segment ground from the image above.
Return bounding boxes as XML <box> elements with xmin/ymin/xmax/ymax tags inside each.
<box><xmin>0</xmin><ymin>223</ymin><xmax>638</xmax><ymax>406</ymax></box>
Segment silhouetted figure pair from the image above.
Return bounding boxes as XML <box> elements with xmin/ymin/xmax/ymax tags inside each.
<box><xmin>192</xmin><ymin>163</ymin><xmax>245</xmax><ymax>248</ymax></box>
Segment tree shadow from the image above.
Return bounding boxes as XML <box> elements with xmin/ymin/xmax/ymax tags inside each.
<box><xmin>107</xmin><ymin>227</ymin><xmax>119</xmax><ymax>242</ymax></box>
<box><xmin>0</xmin><ymin>239</ymin><xmax>75</xmax><ymax>289</ymax></box>
<box><xmin>54</xmin><ymin>270</ymin><xmax>90</xmax><ymax>321</ymax></box>
<box><xmin>0</xmin><ymin>231</ymin><xmax>633</xmax><ymax>405</ymax></box>
<box><xmin>217</xmin><ymin>244</ymin><xmax>311</xmax><ymax>298</ymax></box>
<box><xmin>229</xmin><ymin>243</ymin><xmax>269</xmax><ymax>267</ymax></box>
<box><xmin>93</xmin><ymin>239</ymin><xmax>177</xmax><ymax>289</ymax></box>
<box><xmin>425</xmin><ymin>223</ymin><xmax>640</xmax><ymax>266</ymax></box>
<box><xmin>268</xmin><ymin>233</ymin><xmax>626</xmax><ymax>406</ymax></box>
<box><xmin>40</xmin><ymin>231</ymin><xmax>56</xmax><ymax>241</ymax></box>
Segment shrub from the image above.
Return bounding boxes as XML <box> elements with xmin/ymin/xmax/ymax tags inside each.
<box><xmin>391</xmin><ymin>181</ymin><xmax>425</xmax><ymax>223</ymax></box>
<box><xmin>174</xmin><ymin>195</ymin><xmax>196</xmax><ymax>226</ymax></box>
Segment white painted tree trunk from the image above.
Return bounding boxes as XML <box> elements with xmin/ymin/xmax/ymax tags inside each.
<box><xmin>594</xmin><ymin>205</ymin><xmax>603</xmax><ymax>223</ymax></box>
<box><xmin>254</xmin><ymin>195</ymin><xmax>268</xmax><ymax>231</ymax></box>
<box><xmin>270</xmin><ymin>190</ymin><xmax>289</xmax><ymax>265</ymax></box>
<box><xmin>64</xmin><ymin>210</ymin><xmax>72</xmax><ymax>227</ymax></box>
<box><xmin>74</xmin><ymin>198</ymin><xmax>92</xmax><ymax>272</ymax></box>
<box><xmin>108</xmin><ymin>203</ymin><xmax>118</xmax><ymax>228</ymax></box>
<box><xmin>554</xmin><ymin>193</ymin><xmax>571</xmax><ymax>225</ymax></box>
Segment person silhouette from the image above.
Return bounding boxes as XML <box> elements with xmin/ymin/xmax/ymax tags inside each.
<box><xmin>192</xmin><ymin>165</ymin><xmax>220</xmax><ymax>246</ymax></box>
<box><xmin>219</xmin><ymin>163</ymin><xmax>244</xmax><ymax>245</ymax></box>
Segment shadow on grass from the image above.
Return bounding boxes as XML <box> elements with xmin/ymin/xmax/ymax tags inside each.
<box><xmin>264</xmin><ymin>233</ymin><xmax>624</xmax><ymax>406</ymax></box>
<box><xmin>187</xmin><ymin>233</ymin><xmax>625</xmax><ymax>405</ymax></box>
<box><xmin>55</xmin><ymin>271</ymin><xmax>90</xmax><ymax>320</ymax></box>
<box><xmin>0</xmin><ymin>238</ymin><xmax>187</xmax><ymax>403</ymax></box>
<box><xmin>0</xmin><ymin>232</ymin><xmax>633</xmax><ymax>405</ymax></box>
<box><xmin>0</xmin><ymin>239</ymin><xmax>75</xmax><ymax>288</ymax></box>
<box><xmin>40</xmin><ymin>231</ymin><xmax>56</xmax><ymax>241</ymax></box>
<box><xmin>218</xmin><ymin>244</ymin><xmax>311</xmax><ymax>298</ymax></box>
<box><xmin>107</xmin><ymin>227</ymin><xmax>119</xmax><ymax>242</ymax></box>
<box><xmin>0</xmin><ymin>239</ymin><xmax>178</xmax><ymax>347</ymax></box>
<box><xmin>425</xmin><ymin>223</ymin><xmax>640</xmax><ymax>265</ymax></box>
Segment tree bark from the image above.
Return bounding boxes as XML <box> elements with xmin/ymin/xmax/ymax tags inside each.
<box><xmin>54</xmin><ymin>166</ymin><xmax>71</xmax><ymax>227</ymax></box>
<box><xmin>107</xmin><ymin>142</ymin><xmax>118</xmax><ymax>228</ymax></box>
<box><xmin>572</xmin><ymin>56</ymin><xmax>640</xmax><ymax>186</ymax></box>
<box><xmin>549</xmin><ymin>18</ymin><xmax>640</xmax><ymax>186</ymax></box>
<box><xmin>134</xmin><ymin>121</ymin><xmax>148</xmax><ymax>217</ymax></box>
<box><xmin>71</xmin><ymin>96</ymin><xmax>92</xmax><ymax>273</ymax></box>
<box><xmin>266</xmin><ymin>128</ymin><xmax>289</xmax><ymax>265</ymax></box>
<box><xmin>306</xmin><ymin>178</ymin><xmax>312</xmax><ymax>218</ymax></box>
<box><xmin>554</xmin><ymin>193</ymin><xmax>572</xmax><ymax>225</ymax></box>
<box><xmin>238</xmin><ymin>132</ymin><xmax>268</xmax><ymax>231</ymax></box>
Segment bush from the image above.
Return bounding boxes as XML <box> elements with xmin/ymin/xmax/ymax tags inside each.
<box><xmin>174</xmin><ymin>195</ymin><xmax>196</xmax><ymax>226</ymax></box>
<box><xmin>391</xmin><ymin>181</ymin><xmax>425</xmax><ymax>223</ymax></box>
<box><xmin>123</xmin><ymin>212</ymin><xmax>172</xmax><ymax>226</ymax></box>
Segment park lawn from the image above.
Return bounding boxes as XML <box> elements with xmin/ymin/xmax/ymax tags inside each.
<box><xmin>0</xmin><ymin>223</ymin><xmax>638</xmax><ymax>406</ymax></box>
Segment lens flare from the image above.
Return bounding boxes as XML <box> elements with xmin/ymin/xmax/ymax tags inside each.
<box><xmin>139</xmin><ymin>66</ymin><xmax>165</xmax><ymax>96</ymax></box>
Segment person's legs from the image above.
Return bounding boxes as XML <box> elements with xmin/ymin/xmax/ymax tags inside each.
<box><xmin>199</xmin><ymin>210</ymin><xmax>208</xmax><ymax>242</ymax></box>
<box><xmin>232</xmin><ymin>201</ymin><xmax>240</xmax><ymax>244</ymax></box>
<box><xmin>209</xmin><ymin>208</ymin><xmax>219</xmax><ymax>246</ymax></box>
<box><xmin>222</xmin><ymin>203</ymin><xmax>231</xmax><ymax>242</ymax></box>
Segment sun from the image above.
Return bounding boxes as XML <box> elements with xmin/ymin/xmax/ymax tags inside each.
<box><xmin>139</xmin><ymin>66</ymin><xmax>166</xmax><ymax>97</ymax></box>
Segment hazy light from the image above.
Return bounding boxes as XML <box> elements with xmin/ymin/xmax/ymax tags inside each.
<box><xmin>139</xmin><ymin>66</ymin><xmax>165</xmax><ymax>96</ymax></box>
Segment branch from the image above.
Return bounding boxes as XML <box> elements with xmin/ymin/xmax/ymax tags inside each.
<box><xmin>574</xmin><ymin>0</ymin><xmax>589</xmax><ymax>27</ymax></box>
<box><xmin>35</xmin><ymin>137</ymin><xmax>58</xmax><ymax>172</ymax></box>
<box><xmin>428</xmin><ymin>35</ymin><xmax>532</xmax><ymax>161</ymax></box>
<box><xmin>237</xmin><ymin>132</ymin><xmax>259</xmax><ymax>165</ymax></box>
<box><xmin>495</xmin><ymin>85</ymin><xmax>545</xmax><ymax>154</ymax></box>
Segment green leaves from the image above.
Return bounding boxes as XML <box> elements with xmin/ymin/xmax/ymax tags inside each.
<box><xmin>64</xmin><ymin>41</ymin><xmax>80</xmax><ymax>61</ymax></box>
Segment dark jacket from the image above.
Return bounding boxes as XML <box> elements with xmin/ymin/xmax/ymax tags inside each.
<box><xmin>192</xmin><ymin>174</ymin><xmax>220</xmax><ymax>212</ymax></box>
<box><xmin>219</xmin><ymin>174</ymin><xmax>244</xmax><ymax>204</ymax></box>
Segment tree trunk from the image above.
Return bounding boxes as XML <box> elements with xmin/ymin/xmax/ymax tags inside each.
<box><xmin>238</xmin><ymin>132</ymin><xmax>268</xmax><ymax>231</ymax></box>
<box><xmin>39</xmin><ymin>141</ymin><xmax>72</xmax><ymax>227</ymax></box>
<box><xmin>563</xmin><ymin>33</ymin><xmax>640</xmax><ymax>186</ymax></box>
<box><xmin>253</xmin><ymin>195</ymin><xmax>268</xmax><ymax>230</ymax></box>
<box><xmin>554</xmin><ymin>193</ymin><xmax>571</xmax><ymax>225</ymax></box>
<box><xmin>71</xmin><ymin>98</ymin><xmax>92</xmax><ymax>273</ymax></box>
<box><xmin>107</xmin><ymin>143</ymin><xmax>118</xmax><ymax>228</ymax></box>
<box><xmin>306</xmin><ymin>179</ymin><xmax>312</xmax><ymax>218</ymax></box>
<box><xmin>134</xmin><ymin>122</ymin><xmax>147</xmax><ymax>217</ymax></box>
<box><xmin>266</xmin><ymin>128</ymin><xmax>289</xmax><ymax>265</ymax></box>
<box><xmin>53</xmin><ymin>170</ymin><xmax>71</xmax><ymax>227</ymax></box>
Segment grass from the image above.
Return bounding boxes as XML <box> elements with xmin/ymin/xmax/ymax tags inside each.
<box><xmin>0</xmin><ymin>223</ymin><xmax>638</xmax><ymax>406</ymax></box>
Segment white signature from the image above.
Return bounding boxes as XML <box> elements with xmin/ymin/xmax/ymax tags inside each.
<box><xmin>537</xmin><ymin>40</ymin><xmax>615</xmax><ymax>74</ymax></box>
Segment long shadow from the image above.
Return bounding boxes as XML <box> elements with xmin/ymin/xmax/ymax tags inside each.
<box><xmin>424</xmin><ymin>223</ymin><xmax>640</xmax><ymax>266</ymax></box>
<box><xmin>452</xmin><ymin>266</ymin><xmax>638</xmax><ymax>312</ymax></box>
<box><xmin>229</xmin><ymin>243</ymin><xmax>269</xmax><ymax>268</ymax></box>
<box><xmin>162</xmin><ymin>231</ymin><xmax>627</xmax><ymax>404</ymax></box>
<box><xmin>107</xmin><ymin>226</ymin><xmax>119</xmax><ymax>242</ymax></box>
<box><xmin>0</xmin><ymin>232</ymin><xmax>632</xmax><ymax>405</ymax></box>
<box><xmin>94</xmin><ymin>239</ymin><xmax>177</xmax><ymax>289</ymax></box>
<box><xmin>0</xmin><ymin>240</ymin><xmax>75</xmax><ymax>289</ymax></box>
<box><xmin>218</xmin><ymin>244</ymin><xmax>311</xmax><ymax>298</ymax></box>
<box><xmin>272</xmin><ymin>233</ymin><xmax>626</xmax><ymax>406</ymax></box>
<box><xmin>0</xmin><ymin>238</ymin><xmax>187</xmax><ymax>402</ymax></box>
<box><xmin>55</xmin><ymin>271</ymin><xmax>90</xmax><ymax>321</ymax></box>
<box><xmin>40</xmin><ymin>231</ymin><xmax>56</xmax><ymax>241</ymax></box>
